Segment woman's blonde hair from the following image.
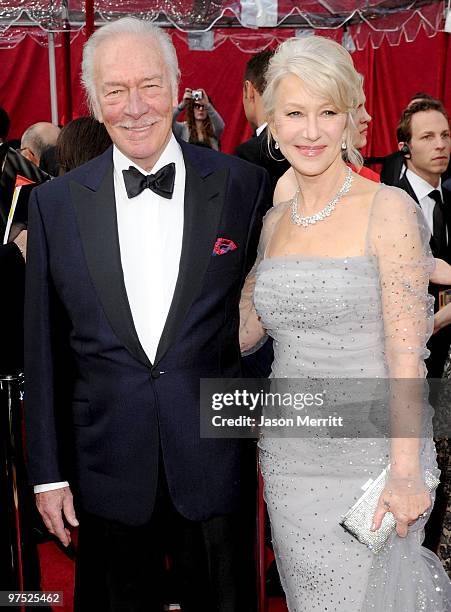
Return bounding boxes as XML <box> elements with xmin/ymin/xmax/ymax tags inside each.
<box><xmin>263</xmin><ymin>36</ymin><xmax>364</xmax><ymax>169</ymax></box>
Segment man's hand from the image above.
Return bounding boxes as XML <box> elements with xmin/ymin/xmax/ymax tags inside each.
<box><xmin>433</xmin><ymin>302</ymin><xmax>451</xmax><ymax>334</ymax></box>
<box><xmin>36</xmin><ymin>486</ymin><xmax>79</xmax><ymax>546</ymax></box>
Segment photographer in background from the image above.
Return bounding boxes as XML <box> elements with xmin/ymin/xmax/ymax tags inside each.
<box><xmin>173</xmin><ymin>87</ymin><xmax>224</xmax><ymax>150</ymax></box>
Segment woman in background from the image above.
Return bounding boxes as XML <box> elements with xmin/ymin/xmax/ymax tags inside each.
<box><xmin>172</xmin><ymin>87</ymin><xmax>224</xmax><ymax>150</ymax></box>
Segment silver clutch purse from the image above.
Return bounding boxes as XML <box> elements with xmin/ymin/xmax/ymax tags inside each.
<box><xmin>339</xmin><ymin>466</ymin><xmax>440</xmax><ymax>554</ymax></box>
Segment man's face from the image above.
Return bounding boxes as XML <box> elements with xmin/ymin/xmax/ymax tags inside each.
<box><xmin>407</xmin><ymin>110</ymin><xmax>450</xmax><ymax>184</ymax></box>
<box><xmin>93</xmin><ymin>33</ymin><xmax>176</xmax><ymax>171</ymax></box>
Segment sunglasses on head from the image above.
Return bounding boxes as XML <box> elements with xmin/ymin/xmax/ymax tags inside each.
<box><xmin>193</xmin><ymin>103</ymin><xmax>205</xmax><ymax>110</ymax></box>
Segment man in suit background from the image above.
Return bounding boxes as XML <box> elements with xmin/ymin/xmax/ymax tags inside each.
<box><xmin>394</xmin><ymin>98</ymin><xmax>451</xmax><ymax>557</ymax></box>
<box><xmin>235</xmin><ymin>51</ymin><xmax>289</xmax><ymax>192</ymax></box>
<box><xmin>24</xmin><ymin>17</ymin><xmax>270</xmax><ymax>611</ymax></box>
<box><xmin>380</xmin><ymin>93</ymin><xmax>437</xmax><ymax>186</ymax></box>
<box><xmin>19</xmin><ymin>122</ymin><xmax>60</xmax><ymax>168</ymax></box>
<box><xmin>395</xmin><ymin>98</ymin><xmax>451</xmax><ymax>379</ymax></box>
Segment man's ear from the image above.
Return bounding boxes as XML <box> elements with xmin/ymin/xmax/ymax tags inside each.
<box><xmin>243</xmin><ymin>80</ymin><xmax>256</xmax><ymax>102</ymax></box>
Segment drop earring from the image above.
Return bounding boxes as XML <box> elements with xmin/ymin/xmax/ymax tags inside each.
<box><xmin>274</xmin><ymin>141</ymin><xmax>279</xmax><ymax>150</ymax></box>
<box><xmin>341</xmin><ymin>141</ymin><xmax>347</xmax><ymax>151</ymax></box>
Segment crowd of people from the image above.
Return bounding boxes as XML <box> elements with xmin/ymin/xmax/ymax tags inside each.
<box><xmin>1</xmin><ymin>15</ymin><xmax>451</xmax><ymax>612</ymax></box>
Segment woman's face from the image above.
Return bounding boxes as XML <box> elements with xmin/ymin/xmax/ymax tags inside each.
<box><xmin>354</xmin><ymin>100</ymin><xmax>371</xmax><ymax>149</ymax></box>
<box><xmin>270</xmin><ymin>74</ymin><xmax>347</xmax><ymax>177</ymax></box>
<box><xmin>193</xmin><ymin>102</ymin><xmax>207</xmax><ymax>121</ymax></box>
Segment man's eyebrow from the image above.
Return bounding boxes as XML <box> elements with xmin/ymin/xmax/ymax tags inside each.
<box><xmin>102</xmin><ymin>75</ymin><xmax>163</xmax><ymax>88</ymax></box>
<box><xmin>103</xmin><ymin>81</ymin><xmax>125</xmax><ymax>88</ymax></box>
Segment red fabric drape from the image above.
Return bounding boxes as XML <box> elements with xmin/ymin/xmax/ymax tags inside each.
<box><xmin>1</xmin><ymin>29</ymin><xmax>450</xmax><ymax>157</ymax></box>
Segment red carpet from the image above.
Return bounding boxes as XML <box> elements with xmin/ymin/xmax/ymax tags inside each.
<box><xmin>38</xmin><ymin>538</ymin><xmax>288</xmax><ymax>612</ymax></box>
<box><xmin>38</xmin><ymin>541</ymin><xmax>75</xmax><ymax>611</ymax></box>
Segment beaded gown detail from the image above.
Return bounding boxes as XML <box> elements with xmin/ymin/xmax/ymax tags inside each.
<box><xmin>240</xmin><ymin>187</ymin><xmax>451</xmax><ymax>611</ymax></box>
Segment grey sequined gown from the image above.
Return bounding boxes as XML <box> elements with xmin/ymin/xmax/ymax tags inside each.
<box><xmin>243</xmin><ymin>191</ymin><xmax>451</xmax><ymax>611</ymax></box>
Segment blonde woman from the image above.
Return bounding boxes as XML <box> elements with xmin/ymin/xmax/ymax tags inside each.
<box><xmin>240</xmin><ymin>36</ymin><xmax>450</xmax><ymax>611</ymax></box>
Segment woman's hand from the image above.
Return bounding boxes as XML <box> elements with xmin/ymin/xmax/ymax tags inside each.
<box><xmin>372</xmin><ymin>485</ymin><xmax>431</xmax><ymax>537</ymax></box>
<box><xmin>182</xmin><ymin>88</ymin><xmax>192</xmax><ymax>105</ymax></box>
<box><xmin>199</xmin><ymin>88</ymin><xmax>209</xmax><ymax>105</ymax></box>
<box><xmin>433</xmin><ymin>302</ymin><xmax>451</xmax><ymax>334</ymax></box>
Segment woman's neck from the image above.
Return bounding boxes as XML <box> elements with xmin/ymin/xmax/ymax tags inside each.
<box><xmin>293</xmin><ymin>158</ymin><xmax>350</xmax><ymax>215</ymax></box>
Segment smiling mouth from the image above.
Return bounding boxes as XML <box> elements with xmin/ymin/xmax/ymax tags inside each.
<box><xmin>296</xmin><ymin>145</ymin><xmax>327</xmax><ymax>157</ymax></box>
<box><xmin>123</xmin><ymin>125</ymin><xmax>153</xmax><ymax>131</ymax></box>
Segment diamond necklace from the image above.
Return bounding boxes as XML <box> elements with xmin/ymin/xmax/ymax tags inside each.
<box><xmin>290</xmin><ymin>166</ymin><xmax>353</xmax><ymax>227</ymax></box>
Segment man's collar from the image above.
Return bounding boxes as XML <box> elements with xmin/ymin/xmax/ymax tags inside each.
<box><xmin>113</xmin><ymin>134</ymin><xmax>182</xmax><ymax>175</ymax></box>
<box><xmin>255</xmin><ymin>122</ymin><xmax>268</xmax><ymax>137</ymax></box>
<box><xmin>405</xmin><ymin>168</ymin><xmax>442</xmax><ymax>200</ymax></box>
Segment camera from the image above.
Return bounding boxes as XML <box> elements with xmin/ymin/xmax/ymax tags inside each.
<box><xmin>192</xmin><ymin>90</ymin><xmax>203</xmax><ymax>101</ymax></box>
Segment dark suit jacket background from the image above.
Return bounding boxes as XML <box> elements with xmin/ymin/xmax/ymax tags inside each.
<box><xmin>235</xmin><ymin>126</ymin><xmax>290</xmax><ymax>193</ymax></box>
<box><xmin>380</xmin><ymin>151</ymin><xmax>405</xmax><ymax>186</ymax></box>
<box><xmin>0</xmin><ymin>243</ymin><xmax>25</xmax><ymax>374</ymax></box>
<box><xmin>24</xmin><ymin>143</ymin><xmax>271</xmax><ymax>527</ymax></box>
<box><xmin>397</xmin><ymin>174</ymin><xmax>451</xmax><ymax>378</ymax></box>
<box><xmin>0</xmin><ymin>148</ymin><xmax>49</xmax><ymax>237</ymax></box>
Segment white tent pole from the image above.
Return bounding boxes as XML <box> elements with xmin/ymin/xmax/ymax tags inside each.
<box><xmin>47</xmin><ymin>32</ymin><xmax>59</xmax><ymax>124</ymax></box>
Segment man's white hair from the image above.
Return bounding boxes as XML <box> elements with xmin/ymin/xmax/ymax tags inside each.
<box><xmin>81</xmin><ymin>17</ymin><xmax>180</xmax><ymax>117</ymax></box>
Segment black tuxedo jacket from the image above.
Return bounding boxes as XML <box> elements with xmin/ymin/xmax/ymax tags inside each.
<box><xmin>397</xmin><ymin>173</ymin><xmax>451</xmax><ymax>377</ymax></box>
<box><xmin>234</xmin><ymin>126</ymin><xmax>290</xmax><ymax>193</ymax></box>
<box><xmin>24</xmin><ymin>142</ymin><xmax>271</xmax><ymax>526</ymax></box>
<box><xmin>380</xmin><ymin>151</ymin><xmax>405</xmax><ymax>186</ymax></box>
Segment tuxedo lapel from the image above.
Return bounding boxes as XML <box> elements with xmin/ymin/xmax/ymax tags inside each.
<box><xmin>154</xmin><ymin>152</ymin><xmax>229</xmax><ymax>366</ymax></box>
<box><xmin>70</xmin><ymin>156</ymin><xmax>151</xmax><ymax>369</ymax></box>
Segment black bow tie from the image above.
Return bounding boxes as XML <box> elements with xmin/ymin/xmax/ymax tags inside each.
<box><xmin>122</xmin><ymin>163</ymin><xmax>175</xmax><ymax>199</ymax></box>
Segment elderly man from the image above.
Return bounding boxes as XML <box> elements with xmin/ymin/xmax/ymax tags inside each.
<box><xmin>25</xmin><ymin>17</ymin><xmax>270</xmax><ymax>612</ymax></box>
<box><xmin>20</xmin><ymin>121</ymin><xmax>60</xmax><ymax>166</ymax></box>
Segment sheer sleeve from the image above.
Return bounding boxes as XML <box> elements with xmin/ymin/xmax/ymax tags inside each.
<box><xmin>367</xmin><ymin>186</ymin><xmax>435</xmax><ymax>379</ymax></box>
<box><xmin>239</xmin><ymin>202</ymin><xmax>289</xmax><ymax>354</ymax></box>
<box><xmin>368</xmin><ymin>186</ymin><xmax>436</xmax><ymax>492</ymax></box>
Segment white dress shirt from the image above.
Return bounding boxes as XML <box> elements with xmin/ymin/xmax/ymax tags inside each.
<box><xmin>35</xmin><ymin>135</ymin><xmax>186</xmax><ymax>494</ymax></box>
<box><xmin>114</xmin><ymin>135</ymin><xmax>185</xmax><ymax>363</ymax></box>
<box><xmin>256</xmin><ymin>122</ymin><xmax>268</xmax><ymax>137</ymax></box>
<box><xmin>405</xmin><ymin>168</ymin><xmax>444</xmax><ymax>236</ymax></box>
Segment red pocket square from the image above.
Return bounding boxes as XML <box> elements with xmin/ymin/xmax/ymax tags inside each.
<box><xmin>212</xmin><ymin>238</ymin><xmax>237</xmax><ymax>256</ymax></box>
